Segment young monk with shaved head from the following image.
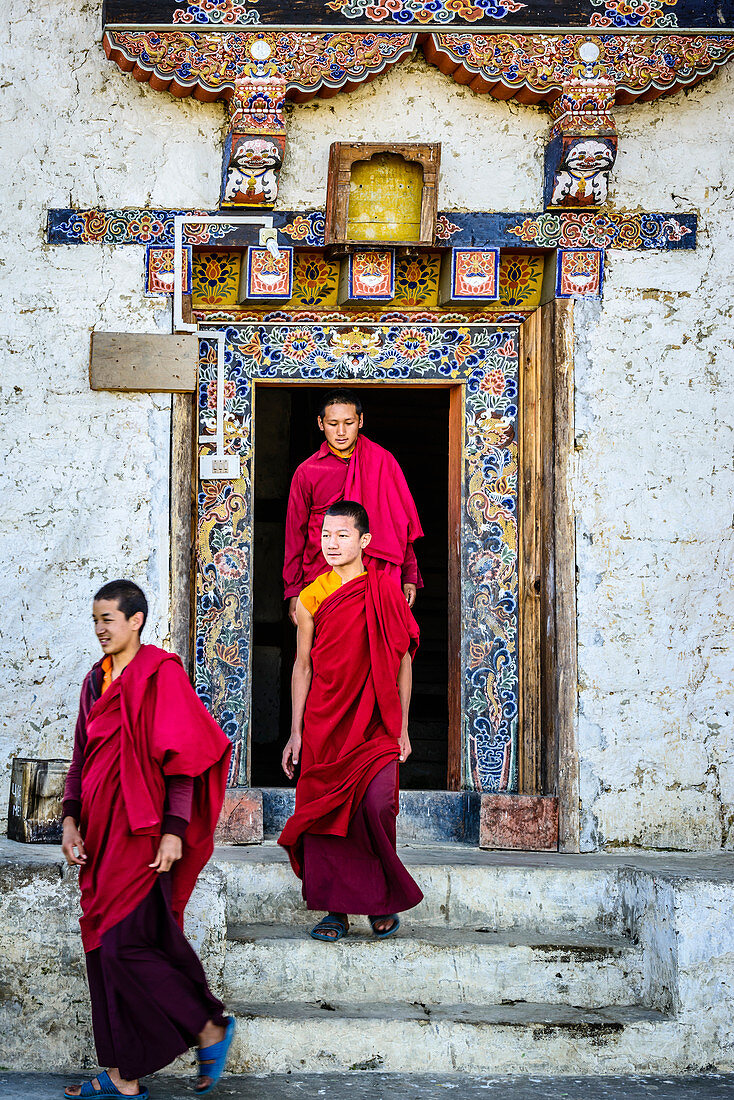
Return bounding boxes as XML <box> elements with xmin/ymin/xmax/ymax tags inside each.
<box><xmin>279</xmin><ymin>502</ymin><xmax>423</xmax><ymax>941</ymax></box>
<box><xmin>283</xmin><ymin>390</ymin><xmax>423</xmax><ymax>626</ymax></box>
<box><xmin>61</xmin><ymin>580</ymin><xmax>235</xmax><ymax>1098</ymax></box>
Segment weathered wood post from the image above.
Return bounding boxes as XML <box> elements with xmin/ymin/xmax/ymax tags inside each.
<box><xmin>7</xmin><ymin>757</ymin><xmax>70</xmax><ymax>843</ymax></box>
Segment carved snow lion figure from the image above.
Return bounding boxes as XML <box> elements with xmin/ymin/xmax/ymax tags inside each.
<box><xmin>551</xmin><ymin>138</ymin><xmax>616</xmax><ymax>207</ymax></box>
<box><xmin>224</xmin><ymin>136</ymin><xmax>283</xmax><ymax>205</ymax></box>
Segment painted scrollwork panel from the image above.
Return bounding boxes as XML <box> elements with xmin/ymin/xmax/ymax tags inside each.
<box><xmin>196</xmin><ymin>323</ymin><xmax>518</xmax><ymax>791</ymax></box>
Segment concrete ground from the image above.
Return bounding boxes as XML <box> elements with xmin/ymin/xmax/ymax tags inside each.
<box><xmin>2</xmin><ymin>1074</ymin><xmax>734</xmax><ymax>1099</ymax></box>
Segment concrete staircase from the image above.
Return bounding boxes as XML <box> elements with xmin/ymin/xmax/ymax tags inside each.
<box><xmin>210</xmin><ymin>844</ymin><xmax>681</xmax><ymax>1075</ymax></box>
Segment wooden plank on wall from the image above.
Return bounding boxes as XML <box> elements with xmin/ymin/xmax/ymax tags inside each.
<box><xmin>552</xmin><ymin>299</ymin><xmax>580</xmax><ymax>852</ymax></box>
<box><xmin>90</xmin><ymin>332</ymin><xmax>197</xmax><ymax>392</ymax></box>
<box><xmin>170</xmin><ymin>393</ymin><xmax>196</xmax><ymax>674</ymax></box>
<box><xmin>518</xmin><ymin>311</ymin><xmax>542</xmax><ymax>797</ymax></box>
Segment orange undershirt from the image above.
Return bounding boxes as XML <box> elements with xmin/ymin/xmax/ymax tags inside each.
<box><xmin>100</xmin><ymin>655</ymin><xmax>113</xmax><ymax>695</ymax></box>
<box><xmin>327</xmin><ymin>442</ymin><xmax>356</xmax><ymax>460</ymax></box>
<box><xmin>299</xmin><ymin>569</ymin><xmax>366</xmax><ymax>616</ymax></box>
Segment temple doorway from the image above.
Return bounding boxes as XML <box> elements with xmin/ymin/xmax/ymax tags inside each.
<box><xmin>250</xmin><ymin>383</ymin><xmax>451</xmax><ymax>790</ymax></box>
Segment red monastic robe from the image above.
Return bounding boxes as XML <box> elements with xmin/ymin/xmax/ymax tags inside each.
<box><xmin>278</xmin><ymin>568</ymin><xmax>419</xmax><ymax>878</ymax></box>
<box><xmin>283</xmin><ymin>435</ymin><xmax>424</xmax><ymax>599</ymax></box>
<box><xmin>69</xmin><ymin>645</ymin><xmax>231</xmax><ymax>952</ymax></box>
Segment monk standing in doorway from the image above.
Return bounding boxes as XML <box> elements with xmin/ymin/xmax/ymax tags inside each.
<box><xmin>61</xmin><ymin>580</ymin><xmax>235</xmax><ymax>1098</ymax></box>
<box><xmin>279</xmin><ymin>501</ymin><xmax>423</xmax><ymax>941</ymax></box>
<box><xmin>283</xmin><ymin>389</ymin><xmax>423</xmax><ymax>625</ymax></box>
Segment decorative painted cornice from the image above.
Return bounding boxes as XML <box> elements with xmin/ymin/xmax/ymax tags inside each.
<box><xmin>103</xmin><ymin>28</ymin><xmax>734</xmax><ymax>106</ymax></box>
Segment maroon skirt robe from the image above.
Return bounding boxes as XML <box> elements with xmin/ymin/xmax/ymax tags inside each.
<box><xmin>279</xmin><ymin>569</ymin><xmax>423</xmax><ymax>918</ymax></box>
<box><xmin>63</xmin><ymin>646</ymin><xmax>231</xmax><ymax>1079</ymax></box>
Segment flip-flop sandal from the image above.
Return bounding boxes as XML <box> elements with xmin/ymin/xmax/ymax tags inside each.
<box><xmin>195</xmin><ymin>1015</ymin><xmax>236</xmax><ymax>1095</ymax></box>
<box><xmin>310</xmin><ymin>914</ymin><xmax>349</xmax><ymax>942</ymax></box>
<box><xmin>369</xmin><ymin>914</ymin><xmax>400</xmax><ymax>939</ymax></box>
<box><xmin>63</xmin><ymin>1070</ymin><xmax>149</xmax><ymax>1099</ymax></box>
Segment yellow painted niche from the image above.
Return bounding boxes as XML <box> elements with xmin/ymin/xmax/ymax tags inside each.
<box><xmin>347</xmin><ymin>154</ymin><xmax>424</xmax><ymax>243</ymax></box>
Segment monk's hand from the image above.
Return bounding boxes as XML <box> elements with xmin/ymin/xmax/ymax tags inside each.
<box><xmin>288</xmin><ymin>597</ymin><xmax>299</xmax><ymax>627</ymax></box>
<box><xmin>403</xmin><ymin>583</ymin><xmax>417</xmax><ymax>608</ymax></box>
<box><xmin>282</xmin><ymin>732</ymin><xmax>302</xmax><ymax>779</ymax></box>
<box><xmin>150</xmin><ymin>833</ymin><xmax>183</xmax><ymax>873</ymax></box>
<box><xmin>398</xmin><ymin>728</ymin><xmax>412</xmax><ymax>763</ymax></box>
<box><xmin>61</xmin><ymin>817</ymin><xmax>87</xmax><ymax>866</ymax></box>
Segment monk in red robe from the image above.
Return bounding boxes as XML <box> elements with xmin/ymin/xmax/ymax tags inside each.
<box><xmin>61</xmin><ymin>580</ymin><xmax>235</xmax><ymax>1098</ymax></box>
<box><xmin>279</xmin><ymin>501</ymin><xmax>423</xmax><ymax>941</ymax></box>
<box><xmin>283</xmin><ymin>389</ymin><xmax>424</xmax><ymax>626</ymax></box>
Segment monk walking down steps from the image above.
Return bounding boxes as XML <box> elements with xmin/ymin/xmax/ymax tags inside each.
<box><xmin>278</xmin><ymin>501</ymin><xmax>424</xmax><ymax>942</ymax></box>
<box><xmin>283</xmin><ymin>389</ymin><xmax>424</xmax><ymax>626</ymax></box>
<box><xmin>61</xmin><ymin>580</ymin><xmax>236</xmax><ymax>1098</ymax></box>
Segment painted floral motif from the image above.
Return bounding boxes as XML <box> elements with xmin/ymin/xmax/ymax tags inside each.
<box><xmin>104</xmin><ymin>30</ymin><xmax>416</xmax><ymax>99</ymax></box>
<box><xmin>173</xmin><ymin>0</ymin><xmax>261</xmax><ymax>24</ymax></box>
<box><xmin>498</xmin><ymin>254</ymin><xmax>544</xmax><ymax>309</ymax></box>
<box><xmin>589</xmin><ymin>0</ymin><xmax>677</xmax><ymax>28</ymax></box>
<box><xmin>325</xmin><ymin>0</ymin><xmax>525</xmax><ymax>24</ymax></box>
<box><xmin>428</xmin><ymin>33</ymin><xmax>734</xmax><ymax>99</ymax></box>
<box><xmin>196</xmin><ymin>323</ymin><xmax>518</xmax><ymax>792</ymax></box>
<box><xmin>192</xmin><ymin>252</ymin><xmax>241</xmax><ymax>306</ymax></box>
<box><xmin>392</xmin><ymin>327</ymin><xmax>430</xmax><ymax>359</ymax></box>
<box><xmin>507</xmin><ymin>212</ymin><xmax>694</xmax><ymax>250</ymax></box>
<box><xmin>48</xmin><ymin>209</ymin><xmax>233</xmax><ymax>246</ymax></box>
<box><xmin>393</xmin><ymin>254</ymin><xmax>440</xmax><ymax>308</ymax></box>
<box><xmin>47</xmin><ymin>208</ymin><xmax>698</xmax><ymax>252</ymax></box>
<box><xmin>282</xmin><ymin>328</ymin><xmax>318</xmax><ymax>361</ymax></box>
<box><xmin>290</xmin><ymin>253</ymin><xmax>340</xmax><ymax>308</ymax></box>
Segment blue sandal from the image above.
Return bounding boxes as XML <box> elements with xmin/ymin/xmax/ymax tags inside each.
<box><xmin>310</xmin><ymin>913</ymin><xmax>349</xmax><ymax>942</ymax></box>
<box><xmin>63</xmin><ymin>1070</ymin><xmax>149</xmax><ymax>1098</ymax></box>
<box><xmin>369</xmin><ymin>914</ymin><xmax>400</xmax><ymax>939</ymax></box>
<box><xmin>196</xmin><ymin>1016</ymin><xmax>236</xmax><ymax>1094</ymax></box>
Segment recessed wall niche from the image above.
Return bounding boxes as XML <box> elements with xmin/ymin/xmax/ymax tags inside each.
<box><xmin>325</xmin><ymin>142</ymin><xmax>441</xmax><ymax>248</ymax></box>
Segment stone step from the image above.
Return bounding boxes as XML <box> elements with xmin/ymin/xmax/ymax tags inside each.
<box><xmin>215</xmin><ymin>845</ymin><xmax>625</xmax><ymax>934</ymax></box>
<box><xmin>261</xmin><ymin>791</ymin><xmax>480</xmax><ymax>844</ymax></box>
<box><xmin>223</xmin><ymin>923</ymin><xmax>644</xmax><ymax>1007</ymax></box>
<box><xmin>223</xmin><ymin>1001</ymin><xmax>677</xmax><ymax>1075</ymax></box>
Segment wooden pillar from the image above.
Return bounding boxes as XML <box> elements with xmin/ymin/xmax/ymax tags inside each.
<box><xmin>551</xmin><ymin>299</ymin><xmax>580</xmax><ymax>852</ymax></box>
<box><xmin>508</xmin><ymin>300</ymin><xmax>579</xmax><ymax>851</ymax></box>
<box><xmin>518</xmin><ymin>310</ymin><xmax>542</xmax><ymax>797</ymax></box>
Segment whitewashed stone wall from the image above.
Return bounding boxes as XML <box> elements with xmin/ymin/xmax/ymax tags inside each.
<box><xmin>574</xmin><ymin>69</ymin><xmax>734</xmax><ymax>851</ymax></box>
<box><xmin>0</xmin><ymin>0</ymin><xmax>222</xmax><ymax>817</ymax></box>
<box><xmin>1</xmin><ymin>2</ymin><xmax>732</xmax><ymax>848</ymax></box>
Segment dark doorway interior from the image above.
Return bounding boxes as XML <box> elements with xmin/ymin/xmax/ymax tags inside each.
<box><xmin>250</xmin><ymin>384</ymin><xmax>450</xmax><ymax>791</ymax></box>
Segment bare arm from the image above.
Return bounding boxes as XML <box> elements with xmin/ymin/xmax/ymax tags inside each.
<box><xmin>397</xmin><ymin>650</ymin><xmax>413</xmax><ymax>763</ymax></box>
<box><xmin>282</xmin><ymin>598</ymin><xmax>315</xmax><ymax>779</ymax></box>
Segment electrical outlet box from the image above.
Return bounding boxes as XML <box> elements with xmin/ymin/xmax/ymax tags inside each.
<box><xmin>200</xmin><ymin>454</ymin><xmax>241</xmax><ymax>480</ymax></box>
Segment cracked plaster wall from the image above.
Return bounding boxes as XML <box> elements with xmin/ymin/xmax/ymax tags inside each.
<box><xmin>573</xmin><ymin>69</ymin><xmax>734</xmax><ymax>852</ymax></box>
<box><xmin>1</xmin><ymin>2</ymin><xmax>732</xmax><ymax>849</ymax></box>
<box><xmin>0</xmin><ymin>0</ymin><xmax>223</xmax><ymax>819</ymax></box>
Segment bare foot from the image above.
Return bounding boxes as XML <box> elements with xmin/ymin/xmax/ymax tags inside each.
<box><xmin>371</xmin><ymin>916</ymin><xmax>397</xmax><ymax>934</ymax></box>
<box><xmin>198</xmin><ymin>1018</ymin><xmax>226</xmax><ymax>1048</ymax></box>
<box><xmin>311</xmin><ymin>913</ymin><xmax>349</xmax><ymax>940</ymax></box>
